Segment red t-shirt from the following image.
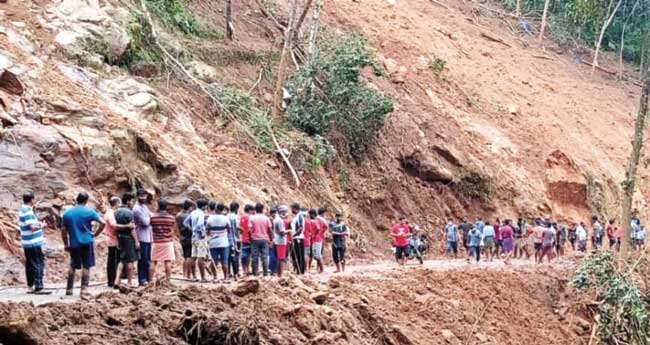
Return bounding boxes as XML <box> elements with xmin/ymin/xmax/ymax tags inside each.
<box><xmin>494</xmin><ymin>223</ymin><xmax>501</xmax><ymax>241</ymax></box>
<box><xmin>303</xmin><ymin>218</ymin><xmax>313</xmax><ymax>247</ymax></box>
<box><xmin>283</xmin><ymin>218</ymin><xmax>292</xmax><ymax>242</ymax></box>
<box><xmin>249</xmin><ymin>214</ymin><xmax>272</xmax><ymax>241</ymax></box>
<box><xmin>391</xmin><ymin>223</ymin><xmax>410</xmax><ymax>247</ymax></box>
<box><xmin>312</xmin><ymin>217</ymin><xmax>328</xmax><ymax>243</ymax></box>
<box><xmin>500</xmin><ymin>225</ymin><xmax>513</xmax><ymax>240</ymax></box>
<box><xmin>606</xmin><ymin>225</ymin><xmax>614</xmax><ymax>237</ymax></box>
<box><xmin>241</xmin><ymin>214</ymin><xmax>251</xmax><ymax>244</ymax></box>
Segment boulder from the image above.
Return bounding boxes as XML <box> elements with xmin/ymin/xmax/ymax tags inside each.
<box><xmin>310</xmin><ymin>291</ymin><xmax>329</xmax><ymax>305</ymax></box>
<box><xmin>232</xmin><ymin>278</ymin><xmax>260</xmax><ymax>297</ymax></box>
<box><xmin>188</xmin><ymin>61</ymin><xmax>218</xmax><ymax>83</ymax></box>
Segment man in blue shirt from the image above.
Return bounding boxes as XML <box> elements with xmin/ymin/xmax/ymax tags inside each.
<box><xmin>444</xmin><ymin>218</ymin><xmax>459</xmax><ymax>258</ymax></box>
<box><xmin>61</xmin><ymin>192</ymin><xmax>104</xmax><ymax>298</ymax></box>
<box><xmin>18</xmin><ymin>191</ymin><xmax>50</xmax><ymax>294</ymax></box>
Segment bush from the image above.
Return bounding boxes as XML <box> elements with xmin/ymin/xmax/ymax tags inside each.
<box><xmin>286</xmin><ymin>33</ymin><xmax>393</xmax><ymax>161</ymax></box>
<box><xmin>452</xmin><ymin>169</ymin><xmax>496</xmax><ymax>202</ymax></box>
<box><xmin>573</xmin><ymin>251</ymin><xmax>650</xmax><ymax>345</ymax></box>
<box><xmin>144</xmin><ymin>0</ymin><xmax>214</xmax><ymax>37</ymax></box>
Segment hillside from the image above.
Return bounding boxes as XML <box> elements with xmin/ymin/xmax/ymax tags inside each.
<box><xmin>0</xmin><ymin>0</ymin><xmax>647</xmax><ymax>278</ymax></box>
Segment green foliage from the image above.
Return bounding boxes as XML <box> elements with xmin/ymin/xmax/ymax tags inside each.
<box><xmin>286</xmin><ymin>33</ymin><xmax>393</xmax><ymax>161</ymax></box>
<box><xmin>120</xmin><ymin>12</ymin><xmax>163</xmax><ymax>72</ymax></box>
<box><xmin>143</xmin><ymin>0</ymin><xmax>215</xmax><ymax>37</ymax></box>
<box><xmin>289</xmin><ymin>135</ymin><xmax>337</xmax><ymax>171</ymax></box>
<box><xmin>429</xmin><ymin>57</ymin><xmax>447</xmax><ymax>76</ymax></box>
<box><xmin>573</xmin><ymin>251</ymin><xmax>650</xmax><ymax>345</ymax></box>
<box><xmin>452</xmin><ymin>169</ymin><xmax>496</xmax><ymax>202</ymax></box>
<box><xmin>212</xmin><ymin>86</ymin><xmax>275</xmax><ymax>152</ymax></box>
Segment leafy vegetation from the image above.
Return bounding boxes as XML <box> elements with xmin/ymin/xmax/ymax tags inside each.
<box><xmin>120</xmin><ymin>12</ymin><xmax>163</xmax><ymax>73</ymax></box>
<box><xmin>429</xmin><ymin>57</ymin><xmax>447</xmax><ymax>76</ymax></box>
<box><xmin>573</xmin><ymin>251</ymin><xmax>650</xmax><ymax>345</ymax></box>
<box><xmin>502</xmin><ymin>0</ymin><xmax>650</xmax><ymax>66</ymax></box>
<box><xmin>452</xmin><ymin>169</ymin><xmax>496</xmax><ymax>202</ymax></box>
<box><xmin>286</xmin><ymin>33</ymin><xmax>393</xmax><ymax>161</ymax></box>
<box><xmin>143</xmin><ymin>0</ymin><xmax>216</xmax><ymax>37</ymax></box>
<box><xmin>289</xmin><ymin>135</ymin><xmax>337</xmax><ymax>171</ymax></box>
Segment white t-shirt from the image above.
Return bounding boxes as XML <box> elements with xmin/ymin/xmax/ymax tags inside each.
<box><xmin>576</xmin><ymin>226</ymin><xmax>587</xmax><ymax>241</ymax></box>
<box><xmin>206</xmin><ymin>214</ymin><xmax>230</xmax><ymax>248</ymax></box>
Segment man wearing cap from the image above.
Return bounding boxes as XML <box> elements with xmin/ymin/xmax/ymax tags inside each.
<box><xmin>133</xmin><ymin>189</ymin><xmax>153</xmax><ymax>286</ymax></box>
<box><xmin>390</xmin><ymin>216</ymin><xmax>411</xmax><ymax>266</ymax></box>
<box><xmin>329</xmin><ymin>211</ymin><xmax>349</xmax><ymax>273</ymax></box>
<box><xmin>273</xmin><ymin>206</ymin><xmax>290</xmax><ymax>277</ymax></box>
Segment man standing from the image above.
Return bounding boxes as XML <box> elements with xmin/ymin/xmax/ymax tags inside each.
<box><xmin>184</xmin><ymin>199</ymin><xmax>210</xmax><ymax>282</ymax></box>
<box><xmin>309</xmin><ymin>209</ymin><xmax>326</xmax><ymax>274</ymax></box>
<box><xmin>533</xmin><ymin>219</ymin><xmax>545</xmax><ymax>261</ymax></box>
<box><xmin>273</xmin><ymin>205</ymin><xmax>290</xmax><ymax>277</ymax></box>
<box><xmin>391</xmin><ymin>216</ymin><xmax>411</xmax><ymax>266</ymax></box>
<box><xmin>459</xmin><ymin>218</ymin><xmax>472</xmax><ymax>254</ymax></box>
<box><xmin>268</xmin><ymin>207</ymin><xmax>279</xmax><ymax>274</ymax></box>
<box><xmin>228</xmin><ymin>202</ymin><xmax>241</xmax><ymax>280</ymax></box>
<box><xmin>61</xmin><ymin>192</ymin><xmax>104</xmax><ymax>298</ymax></box>
<box><xmin>606</xmin><ymin>219</ymin><xmax>616</xmax><ymax>250</ymax></box>
<box><xmin>113</xmin><ymin>193</ymin><xmax>138</xmax><ymax>288</ymax></box>
<box><xmin>133</xmin><ymin>189</ymin><xmax>153</xmax><ymax>286</ymax></box>
<box><xmin>150</xmin><ymin>200</ymin><xmax>176</xmax><ymax>284</ymax></box>
<box><xmin>592</xmin><ymin>216</ymin><xmax>603</xmax><ymax>251</ymax></box>
<box><xmin>290</xmin><ymin>203</ymin><xmax>306</xmax><ymax>274</ymax></box>
<box><xmin>103</xmin><ymin>196</ymin><xmax>136</xmax><ymax>288</ymax></box>
<box><xmin>329</xmin><ymin>212</ymin><xmax>349</xmax><ymax>272</ymax></box>
<box><xmin>568</xmin><ymin>223</ymin><xmax>577</xmax><ymax>251</ymax></box>
<box><xmin>481</xmin><ymin>222</ymin><xmax>495</xmax><ymax>262</ymax></box>
<box><xmin>239</xmin><ymin>204</ymin><xmax>254</xmax><ymax>276</ymax></box>
<box><xmin>576</xmin><ymin>222</ymin><xmax>588</xmax><ymax>252</ymax></box>
<box><xmin>443</xmin><ymin>218</ymin><xmax>459</xmax><ymax>258</ymax></box>
<box><xmin>206</xmin><ymin>202</ymin><xmax>231</xmax><ymax>281</ymax></box>
<box><xmin>249</xmin><ymin>203</ymin><xmax>273</xmax><ymax>276</ymax></box>
<box><xmin>493</xmin><ymin>218</ymin><xmax>502</xmax><ymax>257</ymax></box>
<box><xmin>19</xmin><ymin>191</ymin><xmax>48</xmax><ymax>294</ymax></box>
<box><xmin>539</xmin><ymin>222</ymin><xmax>556</xmax><ymax>263</ymax></box>
<box><xmin>316</xmin><ymin>208</ymin><xmax>329</xmax><ymax>266</ymax></box>
<box><xmin>176</xmin><ymin>200</ymin><xmax>195</xmax><ymax>280</ymax></box>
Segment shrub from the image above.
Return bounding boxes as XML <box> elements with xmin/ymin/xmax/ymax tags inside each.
<box><xmin>452</xmin><ymin>169</ymin><xmax>496</xmax><ymax>202</ymax></box>
<box><xmin>286</xmin><ymin>33</ymin><xmax>393</xmax><ymax>161</ymax></box>
<box><xmin>289</xmin><ymin>135</ymin><xmax>336</xmax><ymax>171</ymax></box>
<box><xmin>143</xmin><ymin>0</ymin><xmax>215</xmax><ymax>37</ymax></box>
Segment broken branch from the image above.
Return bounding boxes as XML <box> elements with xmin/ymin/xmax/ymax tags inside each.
<box><xmin>480</xmin><ymin>32</ymin><xmax>512</xmax><ymax>48</ymax></box>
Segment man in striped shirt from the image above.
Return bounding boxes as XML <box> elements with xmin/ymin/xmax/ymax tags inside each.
<box><xmin>19</xmin><ymin>191</ymin><xmax>48</xmax><ymax>294</ymax></box>
<box><xmin>149</xmin><ymin>199</ymin><xmax>176</xmax><ymax>284</ymax></box>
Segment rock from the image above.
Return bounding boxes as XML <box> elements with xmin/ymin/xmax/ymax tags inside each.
<box><xmin>382</xmin><ymin>57</ymin><xmax>399</xmax><ymax>75</ymax></box>
<box><xmin>101</xmin><ymin>23</ymin><xmax>131</xmax><ymax>62</ymax></box>
<box><xmin>55</xmin><ymin>30</ymin><xmax>82</xmax><ymax>47</ymax></box>
<box><xmin>188</xmin><ymin>61</ymin><xmax>218</xmax><ymax>83</ymax></box>
<box><xmin>127</xmin><ymin>92</ymin><xmax>155</xmax><ymax>108</ymax></box>
<box><xmin>11</xmin><ymin>21</ymin><xmax>26</xmax><ymax>28</ymax></box>
<box><xmin>310</xmin><ymin>291</ymin><xmax>329</xmax><ymax>305</ymax></box>
<box><xmin>0</xmin><ymin>54</ymin><xmax>13</xmax><ymax>70</ymax></box>
<box><xmin>392</xmin><ymin>66</ymin><xmax>408</xmax><ymax>83</ymax></box>
<box><xmin>359</xmin><ymin>295</ymin><xmax>369</xmax><ymax>304</ymax></box>
<box><xmin>475</xmin><ymin>332</ymin><xmax>487</xmax><ymax>342</ymax></box>
<box><xmin>400</xmin><ymin>151</ymin><xmax>455</xmax><ymax>184</ymax></box>
<box><xmin>0</xmin><ymin>70</ymin><xmax>24</xmax><ymax>95</ymax></box>
<box><xmin>232</xmin><ymin>278</ymin><xmax>260</xmax><ymax>297</ymax></box>
<box><xmin>441</xmin><ymin>329</ymin><xmax>460</xmax><ymax>344</ymax></box>
<box><xmin>426</xmin><ymin>89</ymin><xmax>444</xmax><ymax>109</ymax></box>
<box><xmin>328</xmin><ymin>278</ymin><xmax>341</xmax><ymax>289</ymax></box>
<box><xmin>508</xmin><ymin>104</ymin><xmax>519</xmax><ymax>115</ymax></box>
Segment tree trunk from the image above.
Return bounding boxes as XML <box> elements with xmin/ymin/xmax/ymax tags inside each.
<box><xmin>516</xmin><ymin>0</ymin><xmax>521</xmax><ymax>17</ymax></box>
<box><xmin>271</xmin><ymin>0</ymin><xmax>298</xmax><ymax>119</ymax></box>
<box><xmin>592</xmin><ymin>0</ymin><xmax>623</xmax><ymax>72</ymax></box>
<box><xmin>620</xmin><ymin>60</ymin><xmax>650</xmax><ymax>257</ymax></box>
<box><xmin>620</xmin><ymin>22</ymin><xmax>626</xmax><ymax>78</ymax></box>
<box><xmin>538</xmin><ymin>0</ymin><xmax>551</xmax><ymax>43</ymax></box>
<box><xmin>307</xmin><ymin>0</ymin><xmax>322</xmax><ymax>62</ymax></box>
<box><xmin>226</xmin><ymin>0</ymin><xmax>233</xmax><ymax>40</ymax></box>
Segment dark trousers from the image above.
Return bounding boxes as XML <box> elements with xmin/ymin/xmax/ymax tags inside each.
<box><xmin>24</xmin><ymin>246</ymin><xmax>44</xmax><ymax>290</ymax></box>
<box><xmin>291</xmin><ymin>239</ymin><xmax>305</xmax><ymax>274</ymax></box>
<box><xmin>107</xmin><ymin>246</ymin><xmax>119</xmax><ymax>287</ymax></box>
<box><xmin>229</xmin><ymin>242</ymin><xmax>241</xmax><ymax>277</ymax></box>
<box><xmin>250</xmin><ymin>240</ymin><xmax>269</xmax><ymax>276</ymax></box>
<box><xmin>137</xmin><ymin>242</ymin><xmax>151</xmax><ymax>285</ymax></box>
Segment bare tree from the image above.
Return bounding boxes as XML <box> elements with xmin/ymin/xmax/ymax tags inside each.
<box><xmin>226</xmin><ymin>0</ymin><xmax>234</xmax><ymax>40</ymax></box>
<box><xmin>538</xmin><ymin>0</ymin><xmax>551</xmax><ymax>42</ymax></box>
<box><xmin>592</xmin><ymin>0</ymin><xmax>624</xmax><ymax>72</ymax></box>
<box><xmin>620</xmin><ymin>53</ymin><xmax>650</xmax><ymax>257</ymax></box>
<box><xmin>307</xmin><ymin>0</ymin><xmax>322</xmax><ymax>61</ymax></box>
<box><xmin>516</xmin><ymin>0</ymin><xmax>522</xmax><ymax>17</ymax></box>
<box><xmin>619</xmin><ymin>0</ymin><xmax>639</xmax><ymax>77</ymax></box>
<box><xmin>271</xmin><ymin>0</ymin><xmax>298</xmax><ymax>119</ymax></box>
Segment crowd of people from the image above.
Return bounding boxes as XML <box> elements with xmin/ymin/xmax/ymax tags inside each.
<box><xmin>17</xmin><ymin>190</ymin><xmax>350</xmax><ymax>298</ymax></box>
<box><xmin>440</xmin><ymin>216</ymin><xmax>646</xmax><ymax>264</ymax></box>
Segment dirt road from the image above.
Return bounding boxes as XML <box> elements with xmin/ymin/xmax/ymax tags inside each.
<box><xmin>0</xmin><ymin>257</ymin><xmax>574</xmax><ymax>305</ymax></box>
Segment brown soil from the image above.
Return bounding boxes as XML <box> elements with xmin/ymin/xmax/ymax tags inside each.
<box><xmin>0</xmin><ymin>261</ymin><xmax>589</xmax><ymax>345</ymax></box>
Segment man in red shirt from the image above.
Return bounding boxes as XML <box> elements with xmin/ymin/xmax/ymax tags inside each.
<box><xmin>249</xmin><ymin>203</ymin><xmax>273</xmax><ymax>276</ymax></box>
<box><xmin>306</xmin><ymin>209</ymin><xmax>327</xmax><ymax>274</ymax></box>
<box><xmin>239</xmin><ymin>204</ymin><xmax>254</xmax><ymax>276</ymax></box>
<box><xmin>391</xmin><ymin>216</ymin><xmax>411</xmax><ymax>266</ymax></box>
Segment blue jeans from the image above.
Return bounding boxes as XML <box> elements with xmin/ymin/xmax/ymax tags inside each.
<box><xmin>269</xmin><ymin>245</ymin><xmax>277</xmax><ymax>273</ymax></box>
<box><xmin>250</xmin><ymin>240</ymin><xmax>269</xmax><ymax>276</ymax></box>
<box><xmin>138</xmin><ymin>242</ymin><xmax>151</xmax><ymax>285</ymax></box>
<box><xmin>24</xmin><ymin>246</ymin><xmax>44</xmax><ymax>290</ymax></box>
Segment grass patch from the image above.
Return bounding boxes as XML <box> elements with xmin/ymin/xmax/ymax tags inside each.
<box><xmin>452</xmin><ymin>169</ymin><xmax>496</xmax><ymax>202</ymax></box>
<box><xmin>143</xmin><ymin>0</ymin><xmax>219</xmax><ymax>37</ymax></box>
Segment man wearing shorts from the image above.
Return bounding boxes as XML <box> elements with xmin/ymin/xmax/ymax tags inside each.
<box><xmin>176</xmin><ymin>200</ymin><xmax>195</xmax><ymax>280</ymax></box>
<box><xmin>539</xmin><ymin>222</ymin><xmax>556</xmax><ymax>263</ymax></box>
<box><xmin>459</xmin><ymin>218</ymin><xmax>472</xmax><ymax>252</ymax></box>
<box><xmin>329</xmin><ymin>212</ymin><xmax>349</xmax><ymax>272</ymax></box>
<box><xmin>184</xmin><ymin>199</ymin><xmax>210</xmax><ymax>282</ymax></box>
<box><xmin>273</xmin><ymin>206</ymin><xmax>290</xmax><ymax>277</ymax></box>
<box><xmin>150</xmin><ymin>200</ymin><xmax>176</xmax><ymax>284</ymax></box>
<box><xmin>228</xmin><ymin>202</ymin><xmax>241</xmax><ymax>279</ymax></box>
<box><xmin>206</xmin><ymin>202</ymin><xmax>231</xmax><ymax>281</ymax></box>
<box><xmin>481</xmin><ymin>223</ymin><xmax>495</xmax><ymax>261</ymax></box>
<box><xmin>568</xmin><ymin>223</ymin><xmax>577</xmax><ymax>251</ymax></box>
<box><xmin>577</xmin><ymin>222</ymin><xmax>588</xmax><ymax>252</ymax></box>
<box><xmin>309</xmin><ymin>209</ymin><xmax>327</xmax><ymax>273</ymax></box>
<box><xmin>113</xmin><ymin>193</ymin><xmax>138</xmax><ymax>288</ymax></box>
<box><xmin>61</xmin><ymin>192</ymin><xmax>104</xmax><ymax>298</ymax></box>
<box><xmin>391</xmin><ymin>216</ymin><xmax>411</xmax><ymax>266</ymax></box>
<box><xmin>444</xmin><ymin>218</ymin><xmax>459</xmax><ymax>258</ymax></box>
<box><xmin>591</xmin><ymin>216</ymin><xmax>603</xmax><ymax>250</ymax></box>
<box><xmin>239</xmin><ymin>204</ymin><xmax>254</xmax><ymax>276</ymax></box>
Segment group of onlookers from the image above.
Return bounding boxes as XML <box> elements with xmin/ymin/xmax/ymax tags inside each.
<box><xmin>17</xmin><ymin>189</ymin><xmax>351</xmax><ymax>298</ymax></box>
